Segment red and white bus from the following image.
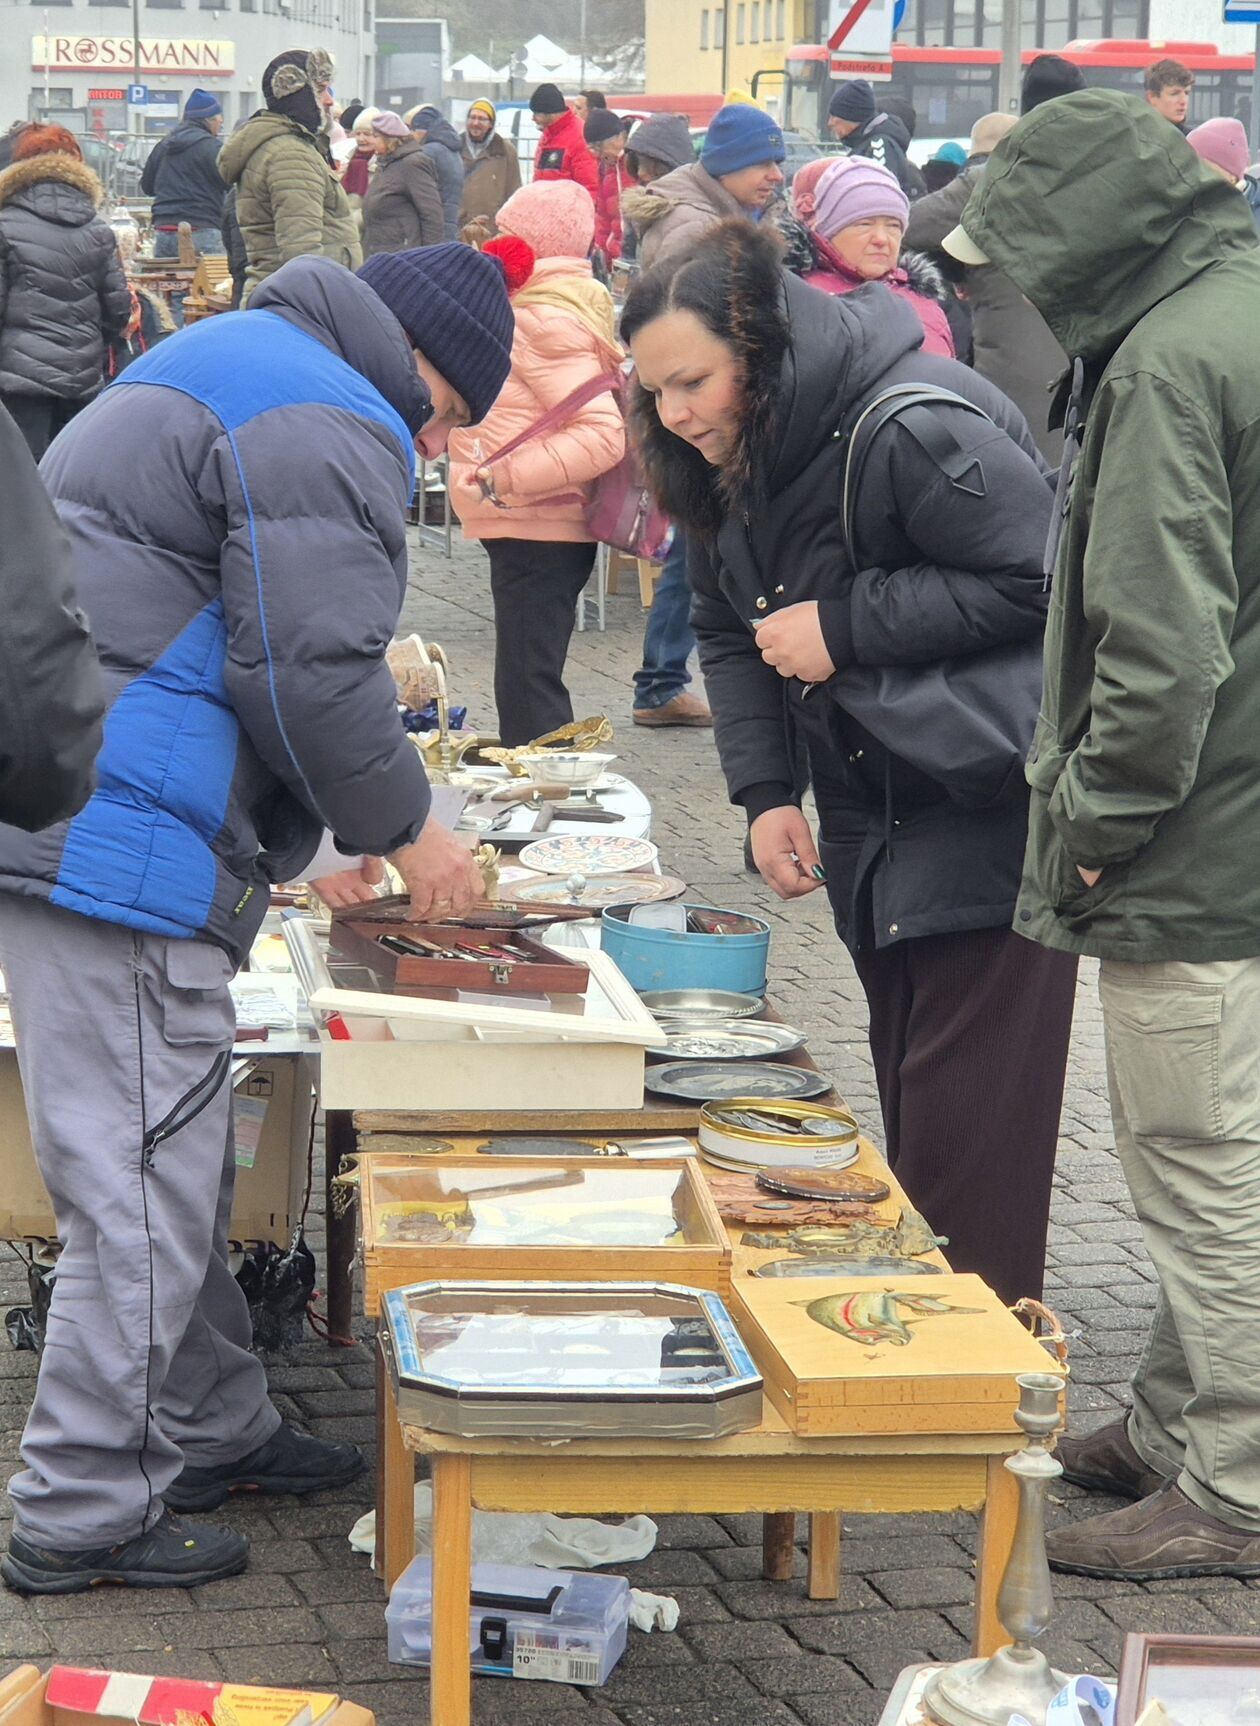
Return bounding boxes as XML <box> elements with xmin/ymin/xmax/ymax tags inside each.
<box><xmin>759</xmin><ymin>38</ymin><xmax>1253</xmax><ymax>148</ymax></box>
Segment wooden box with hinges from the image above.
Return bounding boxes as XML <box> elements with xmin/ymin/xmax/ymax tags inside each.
<box><xmin>728</xmin><ymin>1272</ymin><xmax>1061</xmax><ymax>1437</ymax></box>
<box><xmin>356</xmin><ymin>1152</ymin><xmax>733</xmax><ymax>1312</ymax></box>
<box><xmin>328</xmin><ymin>916</ymin><xmax>589</xmax><ymax>997</ymax></box>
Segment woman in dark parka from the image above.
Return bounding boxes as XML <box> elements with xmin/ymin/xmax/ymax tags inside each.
<box><xmin>622</xmin><ymin>220</ymin><xmax>1077</xmax><ymax>1302</ymax></box>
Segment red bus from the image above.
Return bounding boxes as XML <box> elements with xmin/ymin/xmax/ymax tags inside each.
<box><xmin>764</xmin><ymin>38</ymin><xmax>1253</xmax><ymax>146</ymax></box>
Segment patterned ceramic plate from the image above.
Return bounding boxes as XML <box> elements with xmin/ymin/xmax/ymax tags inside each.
<box><xmin>518</xmin><ymin>834</ymin><xmax>660</xmax><ymax>877</ymax></box>
<box><xmin>503</xmin><ymin>873</ymin><xmax>686</xmax><ymax>908</ymax></box>
<box><xmin>644</xmin><ymin>1062</ymin><xmax>831</xmax><ymax>1103</ymax></box>
<box><xmin>645</xmin><ymin>1020</ymin><xmax>806</xmax><ymax>1062</ymax></box>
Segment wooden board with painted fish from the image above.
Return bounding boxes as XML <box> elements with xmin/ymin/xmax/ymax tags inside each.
<box><xmin>729</xmin><ymin>1272</ymin><xmax>1060</xmax><ymax>1436</ymax></box>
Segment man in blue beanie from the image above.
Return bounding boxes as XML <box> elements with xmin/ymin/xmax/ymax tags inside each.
<box><xmin>141</xmin><ymin>88</ymin><xmax>227</xmax><ymax>261</ymax></box>
<box><xmin>630</xmin><ymin>101</ymin><xmax>785</xmax><ymax>268</ymax></box>
<box><xmin>0</xmin><ymin>244</ymin><xmax>513</xmax><ymax>1596</ymax></box>
<box><xmin>827</xmin><ymin>77</ymin><xmax>925</xmax><ymax>198</ymax></box>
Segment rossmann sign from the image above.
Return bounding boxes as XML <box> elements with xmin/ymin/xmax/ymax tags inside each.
<box><xmin>31</xmin><ymin>37</ymin><xmax>236</xmax><ymax>75</ymax></box>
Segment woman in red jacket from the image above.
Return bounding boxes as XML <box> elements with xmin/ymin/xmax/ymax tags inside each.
<box><xmin>585</xmin><ymin>108</ymin><xmax>634</xmax><ymax>269</ymax></box>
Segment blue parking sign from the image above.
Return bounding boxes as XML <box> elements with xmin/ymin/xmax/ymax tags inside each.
<box><xmin>126</xmin><ymin>83</ymin><xmax>147</xmax><ymax>106</ymax></box>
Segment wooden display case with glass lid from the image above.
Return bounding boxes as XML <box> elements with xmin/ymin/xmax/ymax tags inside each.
<box><xmin>358</xmin><ymin>1154</ymin><xmax>733</xmax><ymax>1311</ymax></box>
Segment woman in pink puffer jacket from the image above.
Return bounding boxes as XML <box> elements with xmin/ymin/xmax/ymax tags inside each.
<box><xmin>449</xmin><ymin>180</ymin><xmax>625</xmax><ymax>746</ymax></box>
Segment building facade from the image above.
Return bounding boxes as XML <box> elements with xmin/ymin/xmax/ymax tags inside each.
<box><xmin>1</xmin><ymin>0</ymin><xmax>374</xmax><ymax>139</ymax></box>
<box><xmin>646</xmin><ymin>0</ymin><xmax>1253</xmax><ymax>103</ymax></box>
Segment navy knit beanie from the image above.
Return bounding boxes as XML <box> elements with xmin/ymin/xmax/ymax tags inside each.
<box><xmin>184</xmin><ymin>88</ymin><xmax>222</xmax><ymax>121</ymax></box>
<box><xmin>828</xmin><ymin>79</ymin><xmax>877</xmax><ymax>124</ymax></box>
<box><xmin>701</xmin><ymin>104</ymin><xmax>785</xmax><ymax>177</ymax></box>
<box><xmin>357</xmin><ymin>244</ymin><xmax>514</xmax><ymax>426</ymax></box>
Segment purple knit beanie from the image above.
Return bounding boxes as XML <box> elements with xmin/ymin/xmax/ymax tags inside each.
<box><xmin>811</xmin><ymin>157</ymin><xmax>909</xmax><ymax>239</ymax></box>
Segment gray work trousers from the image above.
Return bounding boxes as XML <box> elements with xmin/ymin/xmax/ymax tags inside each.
<box><xmin>0</xmin><ymin>897</ymin><xmax>279</xmax><ymax>1548</ymax></box>
<box><xmin>1100</xmin><ymin>955</ymin><xmax>1260</xmax><ymax>1531</ymax></box>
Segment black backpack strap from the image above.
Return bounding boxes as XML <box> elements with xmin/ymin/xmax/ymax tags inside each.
<box><xmin>841</xmin><ymin>384</ymin><xmax>996</xmax><ymax>567</ymax></box>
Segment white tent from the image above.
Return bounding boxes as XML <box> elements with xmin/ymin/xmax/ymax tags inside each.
<box><xmin>449</xmin><ymin>51</ymin><xmax>504</xmax><ymax>82</ymax></box>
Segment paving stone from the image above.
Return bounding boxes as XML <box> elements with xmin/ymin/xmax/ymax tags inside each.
<box><xmin>292</xmin><ymin>1565</ymin><xmax>388</xmax><ymax>1606</ymax></box>
<box><xmin>789</xmin><ymin>1610</ymin><xmax>965</xmax><ymax>1660</ymax></box>
<box><xmin>616</xmin><ymin>1703</ymin><xmax>802</xmax><ymax>1726</ymax></box>
<box><xmin>684</xmin><ymin>1622</ymin><xmax>800</xmax><ymax>1661</ymax></box>
<box><xmin>706</xmin><ymin>1544</ymin><xmax>807</xmax><ymax>1581</ymax></box>
<box><xmin>656</xmin><ymin>1515</ymin><xmax>735</xmax><ymax>1550</ymax></box>
<box><xmin>185</xmin><ymin>1570</ymin><xmax>305</xmax><ymax>1609</ymax></box>
<box><xmin>221</xmin><ymin>1646</ymin><xmax>342</xmax><ymax>1687</ymax></box>
<box><xmin>715</xmin><ymin>1577</ymin><xmax>883</xmax><ymax>1619</ymax></box>
<box><xmin>790</xmin><ymin>1694</ymin><xmax>883</xmax><ymax>1726</ymax></box>
<box><xmin>601</xmin><ymin>1661</ymin><xmax>762</xmax><ymax>1708</ymax></box>
<box><xmin>1100</xmin><ymin>1595</ymin><xmax>1228</xmax><ymax>1633</ymax></box>
<box><xmin>739</xmin><ymin>1654</ymin><xmax>866</xmax><ymax>1696</ymax></box>
<box><xmin>869</xmin><ymin>1566</ymin><xmax>975</xmax><ymax>1610</ymax></box>
<box><xmin>668</xmin><ymin>1587</ymin><xmax>734</xmax><ymax>1624</ymax></box>
<box><xmin>618</xmin><ymin>1633</ymin><xmax>696</xmax><ymax>1669</ymax></box>
<box><xmin>149</xmin><ymin>1606</ymin><xmax>325</xmax><ymax>1649</ymax></box>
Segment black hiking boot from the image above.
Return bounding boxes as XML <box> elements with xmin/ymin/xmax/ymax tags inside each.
<box><xmin>163</xmin><ymin>1420</ymin><xmax>365</xmax><ymax>1512</ymax></box>
<box><xmin>2</xmin><ymin>1511</ymin><xmax>247</xmax><ymax>1594</ymax></box>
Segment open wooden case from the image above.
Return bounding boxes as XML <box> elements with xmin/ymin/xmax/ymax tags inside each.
<box><xmin>328</xmin><ymin>915</ymin><xmax>589</xmax><ymax>997</ymax></box>
<box><xmin>357</xmin><ymin>1152</ymin><xmax>732</xmax><ymax>1311</ymax></box>
<box><xmin>729</xmin><ymin>1271</ymin><xmax>1057</xmax><ymax>1436</ymax></box>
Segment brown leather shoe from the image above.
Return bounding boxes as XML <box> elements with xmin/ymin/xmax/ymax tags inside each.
<box><xmin>633</xmin><ymin>693</ymin><xmax>712</xmax><ymax>728</ymax></box>
<box><xmin>1047</xmin><ymin>1483</ymin><xmax>1260</xmax><ymax>1580</ymax></box>
<box><xmin>1056</xmin><ymin>1417</ymin><xmax>1173</xmax><ymax>1500</ymax></box>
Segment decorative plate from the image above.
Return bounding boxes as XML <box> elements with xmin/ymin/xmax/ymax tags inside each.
<box><xmin>504</xmin><ymin>873</ymin><xmax>687</xmax><ymax>908</ymax></box>
<box><xmin>644</xmin><ymin>1062</ymin><xmax>831</xmax><ymax>1103</ymax></box>
<box><xmin>641</xmin><ymin>989</ymin><xmax>765</xmax><ymax>1020</ymax></box>
<box><xmin>518</xmin><ymin>835</ymin><xmax>660</xmax><ymax>877</ymax></box>
<box><xmin>756</xmin><ymin>1167</ymin><xmax>891</xmax><ymax>1203</ymax></box>
<box><xmin>752</xmin><ymin>1257</ymin><xmax>943</xmax><ymax>1278</ymax></box>
<box><xmin>646</xmin><ymin>1020</ymin><xmax>806</xmax><ymax>1062</ymax></box>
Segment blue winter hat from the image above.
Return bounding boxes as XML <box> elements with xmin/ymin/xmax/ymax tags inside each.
<box><xmin>701</xmin><ymin>104</ymin><xmax>785</xmax><ymax>177</ymax></box>
<box><xmin>357</xmin><ymin>243</ymin><xmax>514</xmax><ymax>426</ymax></box>
<box><xmin>933</xmin><ymin>139</ymin><xmax>967</xmax><ymax>165</ymax></box>
<box><xmin>184</xmin><ymin>88</ymin><xmax>222</xmax><ymax>121</ymax></box>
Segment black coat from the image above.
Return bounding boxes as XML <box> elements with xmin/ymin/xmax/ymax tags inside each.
<box><xmin>363</xmin><ymin>141</ymin><xmax>445</xmax><ymax>257</ymax></box>
<box><xmin>140</xmin><ymin>119</ymin><xmax>224</xmax><ymax>230</ymax></box>
<box><xmin>849</xmin><ymin>114</ymin><xmax>926</xmax><ymax>200</ymax></box>
<box><xmin>683</xmin><ymin>272</ymin><xmax>1054</xmax><ymax>952</ymax></box>
<box><xmin>0</xmin><ymin>153</ymin><xmax>130</xmax><ymax>401</ymax></box>
<box><xmin>0</xmin><ymin>402</ymin><xmax>104</xmax><ymax>830</ymax></box>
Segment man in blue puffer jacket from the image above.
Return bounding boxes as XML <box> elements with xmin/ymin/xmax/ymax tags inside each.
<box><xmin>0</xmin><ymin>244</ymin><xmax>513</xmax><ymax>1595</ymax></box>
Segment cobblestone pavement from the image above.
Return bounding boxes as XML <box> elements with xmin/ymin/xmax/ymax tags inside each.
<box><xmin>0</xmin><ymin>536</ymin><xmax>1251</xmax><ymax>1724</ymax></box>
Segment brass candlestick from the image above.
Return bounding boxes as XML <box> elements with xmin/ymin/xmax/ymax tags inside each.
<box><xmin>923</xmin><ymin>1372</ymin><xmax>1068</xmax><ymax>1726</ymax></box>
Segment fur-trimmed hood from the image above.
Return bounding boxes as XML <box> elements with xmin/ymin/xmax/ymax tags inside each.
<box><xmin>629</xmin><ymin>219</ymin><xmax>924</xmax><ymax>534</ymax></box>
<box><xmin>807</xmin><ymin>226</ymin><xmax>950</xmax><ymax>305</ymax></box>
<box><xmin>0</xmin><ymin>152</ymin><xmax>104</xmax><ymax>221</ymax></box>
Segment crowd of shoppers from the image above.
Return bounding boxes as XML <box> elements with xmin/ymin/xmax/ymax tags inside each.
<box><xmin>5</xmin><ymin>40</ymin><xmax>1260</xmax><ymax>1601</ymax></box>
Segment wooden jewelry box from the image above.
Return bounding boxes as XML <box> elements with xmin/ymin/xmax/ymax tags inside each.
<box><xmin>328</xmin><ymin>916</ymin><xmax>589</xmax><ymax>996</ymax></box>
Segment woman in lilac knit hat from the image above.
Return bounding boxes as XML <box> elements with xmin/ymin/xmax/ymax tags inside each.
<box><xmin>802</xmin><ymin>157</ymin><xmax>954</xmax><ymax>356</ymax></box>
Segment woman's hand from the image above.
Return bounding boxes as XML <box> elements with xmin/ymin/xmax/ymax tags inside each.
<box><xmin>753</xmin><ymin>603</ymin><xmax>836</xmax><ymax>684</ymax></box>
<box><xmin>309</xmin><ymin>856</ymin><xmax>386</xmax><ymax>908</ymax></box>
<box><xmin>749</xmin><ymin>806</ymin><xmax>824</xmax><ymax>900</ymax></box>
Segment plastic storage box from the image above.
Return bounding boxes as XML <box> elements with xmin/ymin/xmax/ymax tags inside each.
<box><xmin>386</xmin><ymin>1558</ymin><xmax>630</xmax><ymax>1685</ymax></box>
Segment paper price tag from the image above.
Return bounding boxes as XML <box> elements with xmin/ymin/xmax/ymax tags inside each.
<box><xmin>233</xmin><ymin>1095</ymin><xmax>268</xmax><ymax>1169</ymax></box>
<box><xmin>512</xmin><ymin>1632</ymin><xmax>601</xmax><ymax>1685</ymax></box>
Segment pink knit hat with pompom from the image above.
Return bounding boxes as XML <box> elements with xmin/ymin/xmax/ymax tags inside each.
<box><xmin>496</xmin><ymin>179</ymin><xmax>596</xmax><ymax>259</ymax></box>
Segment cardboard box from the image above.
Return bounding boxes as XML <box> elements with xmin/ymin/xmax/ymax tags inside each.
<box><xmin>0</xmin><ymin>1669</ymin><xmax>371</xmax><ymax>1726</ymax></box>
<box><xmin>0</xmin><ymin>1052</ymin><xmax>316</xmax><ymax>1247</ymax></box>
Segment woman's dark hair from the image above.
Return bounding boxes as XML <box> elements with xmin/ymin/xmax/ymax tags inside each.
<box><xmin>621</xmin><ymin>219</ymin><xmax>789</xmax><ymax>534</ymax></box>
<box><xmin>581</xmin><ymin>90</ymin><xmax>608</xmax><ymax>110</ymax></box>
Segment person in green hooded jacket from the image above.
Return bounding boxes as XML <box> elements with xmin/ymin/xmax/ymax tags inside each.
<box><xmin>946</xmin><ymin>89</ymin><xmax>1260</xmax><ymax>1581</ymax></box>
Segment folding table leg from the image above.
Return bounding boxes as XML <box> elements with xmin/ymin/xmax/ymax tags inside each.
<box><xmin>431</xmin><ymin>1454</ymin><xmax>474</xmax><ymax>1726</ymax></box>
<box><xmin>974</xmin><ymin>1452</ymin><xmax>1019</xmax><ymax>1656</ymax></box>
<box><xmin>761</xmin><ymin>1511</ymin><xmax>797</xmax><ymax>1580</ymax></box>
<box><xmin>807</xmin><ymin>1512</ymin><xmax>841</xmax><ymax>1600</ymax></box>
<box><xmin>380</xmin><ymin>1363</ymin><xmax>416</xmax><ymax>1590</ymax></box>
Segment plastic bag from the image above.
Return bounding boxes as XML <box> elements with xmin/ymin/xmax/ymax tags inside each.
<box><xmin>349</xmin><ymin>1484</ymin><xmax>658</xmax><ymax>1571</ymax></box>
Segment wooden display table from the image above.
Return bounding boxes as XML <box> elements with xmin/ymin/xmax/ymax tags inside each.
<box><xmin>377</xmin><ymin>1361</ymin><xmax>1021</xmax><ymax>1726</ymax></box>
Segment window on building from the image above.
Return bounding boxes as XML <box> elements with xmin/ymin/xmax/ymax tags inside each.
<box><xmin>714</xmin><ymin>5</ymin><xmax>726</xmax><ymax>47</ymax></box>
<box><xmin>147</xmin><ymin>0</ymin><xmax>185</xmax><ymax>10</ymax></box>
<box><xmin>240</xmin><ymin>0</ymin><xmax>255</xmax><ymax>10</ymax></box>
<box><xmin>776</xmin><ymin>0</ymin><xmax>786</xmax><ymax>37</ymax></box>
<box><xmin>751</xmin><ymin>1</ymin><xmax>760</xmax><ymax>41</ymax></box>
<box><xmin>701</xmin><ymin>8</ymin><xmax>710</xmax><ymax>47</ymax></box>
<box><xmin>88</xmin><ymin>0</ymin><xmax>126</xmax><ymax>8</ymax></box>
<box><xmin>737</xmin><ymin>3</ymin><xmax>746</xmax><ymax>43</ymax></box>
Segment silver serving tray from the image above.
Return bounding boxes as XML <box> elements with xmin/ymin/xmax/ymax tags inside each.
<box><xmin>640</xmin><ymin>988</ymin><xmax>765</xmax><ymax>1020</ymax></box>
<box><xmin>380</xmin><ymin>1279</ymin><xmax>763</xmax><ymax>1440</ymax></box>
<box><xmin>645</xmin><ymin>1019</ymin><xmax>806</xmax><ymax>1062</ymax></box>
<box><xmin>644</xmin><ymin>1061</ymin><xmax>830</xmax><ymax>1103</ymax></box>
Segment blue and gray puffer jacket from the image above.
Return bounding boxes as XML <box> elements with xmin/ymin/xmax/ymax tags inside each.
<box><xmin>0</xmin><ymin>255</ymin><xmax>434</xmax><ymax>965</ymax></box>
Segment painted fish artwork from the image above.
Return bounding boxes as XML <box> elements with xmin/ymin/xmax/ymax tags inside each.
<box><xmin>796</xmin><ymin>1290</ymin><xmax>985</xmax><ymax>1347</ymax></box>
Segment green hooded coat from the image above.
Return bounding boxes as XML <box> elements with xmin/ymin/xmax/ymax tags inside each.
<box><xmin>218</xmin><ymin>110</ymin><xmax>360</xmax><ymax>301</ymax></box>
<box><xmin>958</xmin><ymin>91</ymin><xmax>1260</xmax><ymax>962</ymax></box>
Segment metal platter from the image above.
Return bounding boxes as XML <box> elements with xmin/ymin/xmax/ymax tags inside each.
<box><xmin>751</xmin><ymin>1257</ymin><xmax>944</xmax><ymax>1278</ymax></box>
<box><xmin>645</xmin><ymin>1019</ymin><xmax>806</xmax><ymax>1062</ymax></box>
<box><xmin>644</xmin><ymin>1062</ymin><xmax>831</xmax><ymax>1104</ymax></box>
<box><xmin>504</xmin><ymin>873</ymin><xmax>687</xmax><ymax>908</ymax></box>
<box><xmin>640</xmin><ymin>988</ymin><xmax>765</xmax><ymax>1021</ymax></box>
